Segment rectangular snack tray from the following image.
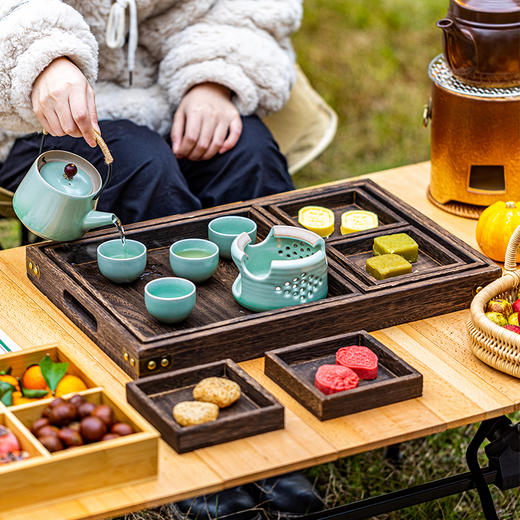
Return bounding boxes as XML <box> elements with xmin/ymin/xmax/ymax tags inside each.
<box><xmin>264</xmin><ymin>331</ymin><xmax>423</xmax><ymax>420</ymax></box>
<box><xmin>327</xmin><ymin>224</ymin><xmax>482</xmax><ymax>291</ymax></box>
<box><xmin>25</xmin><ymin>179</ymin><xmax>501</xmax><ymax>378</ymax></box>
<box><xmin>126</xmin><ymin>359</ymin><xmax>284</xmax><ymax>453</ymax></box>
<box><xmin>267</xmin><ymin>182</ymin><xmax>407</xmax><ymax>241</ymax></box>
<box><xmin>0</xmin><ymin>345</ymin><xmax>159</xmax><ymax>510</ymax></box>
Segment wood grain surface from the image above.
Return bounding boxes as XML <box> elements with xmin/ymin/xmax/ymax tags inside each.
<box><xmin>0</xmin><ymin>162</ymin><xmax>517</xmax><ymax>519</ymax></box>
<box><xmin>24</xmin><ymin>177</ymin><xmax>500</xmax><ymax>378</ymax></box>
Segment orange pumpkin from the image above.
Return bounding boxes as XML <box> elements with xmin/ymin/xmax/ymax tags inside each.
<box><xmin>476</xmin><ymin>201</ymin><xmax>520</xmax><ymax>262</ymax></box>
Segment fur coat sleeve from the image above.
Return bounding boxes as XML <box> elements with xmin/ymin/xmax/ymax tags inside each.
<box><xmin>156</xmin><ymin>0</ymin><xmax>303</xmax><ymax>117</ymax></box>
<box><xmin>0</xmin><ymin>0</ymin><xmax>98</xmax><ymax>133</ymax></box>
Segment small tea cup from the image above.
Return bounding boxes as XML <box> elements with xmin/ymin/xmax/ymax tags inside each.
<box><xmin>144</xmin><ymin>277</ymin><xmax>196</xmax><ymax>323</ymax></box>
<box><xmin>208</xmin><ymin>216</ymin><xmax>257</xmax><ymax>259</ymax></box>
<box><xmin>97</xmin><ymin>239</ymin><xmax>147</xmax><ymax>283</ymax></box>
<box><xmin>169</xmin><ymin>238</ymin><xmax>219</xmax><ymax>283</ymax></box>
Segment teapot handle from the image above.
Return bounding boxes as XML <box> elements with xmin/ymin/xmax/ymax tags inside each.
<box><xmin>38</xmin><ymin>129</ymin><xmax>113</xmax><ymax>200</ymax></box>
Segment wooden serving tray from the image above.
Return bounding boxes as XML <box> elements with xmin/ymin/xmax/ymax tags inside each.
<box><xmin>265</xmin><ymin>331</ymin><xmax>423</xmax><ymax>420</ymax></box>
<box><xmin>126</xmin><ymin>359</ymin><xmax>284</xmax><ymax>453</ymax></box>
<box><xmin>0</xmin><ymin>345</ymin><xmax>159</xmax><ymax>510</ymax></box>
<box><xmin>25</xmin><ymin>179</ymin><xmax>501</xmax><ymax>378</ymax></box>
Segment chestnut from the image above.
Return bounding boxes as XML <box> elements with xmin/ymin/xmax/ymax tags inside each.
<box><xmin>31</xmin><ymin>417</ymin><xmax>50</xmax><ymax>436</ymax></box>
<box><xmin>49</xmin><ymin>397</ymin><xmax>65</xmax><ymax>408</ymax></box>
<box><xmin>58</xmin><ymin>427</ymin><xmax>83</xmax><ymax>448</ymax></box>
<box><xmin>68</xmin><ymin>421</ymin><xmax>81</xmax><ymax>432</ymax></box>
<box><xmin>36</xmin><ymin>425</ymin><xmax>60</xmax><ymax>438</ymax></box>
<box><xmin>101</xmin><ymin>433</ymin><xmax>120</xmax><ymax>442</ymax></box>
<box><xmin>110</xmin><ymin>422</ymin><xmax>135</xmax><ymax>437</ymax></box>
<box><xmin>91</xmin><ymin>405</ymin><xmax>114</xmax><ymax>428</ymax></box>
<box><xmin>80</xmin><ymin>416</ymin><xmax>107</xmax><ymax>443</ymax></box>
<box><xmin>69</xmin><ymin>394</ymin><xmax>85</xmax><ymax>408</ymax></box>
<box><xmin>77</xmin><ymin>401</ymin><xmax>96</xmax><ymax>419</ymax></box>
<box><xmin>48</xmin><ymin>402</ymin><xmax>77</xmax><ymax>427</ymax></box>
<box><xmin>39</xmin><ymin>435</ymin><xmax>64</xmax><ymax>453</ymax></box>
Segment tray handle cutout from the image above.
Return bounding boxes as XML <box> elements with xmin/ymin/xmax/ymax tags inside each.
<box><xmin>63</xmin><ymin>291</ymin><xmax>98</xmax><ymax>333</ymax></box>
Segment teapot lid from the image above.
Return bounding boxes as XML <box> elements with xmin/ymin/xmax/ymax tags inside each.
<box><xmin>37</xmin><ymin>151</ymin><xmax>101</xmax><ymax>198</ymax></box>
<box><xmin>451</xmin><ymin>0</ymin><xmax>520</xmax><ymax>24</ymax></box>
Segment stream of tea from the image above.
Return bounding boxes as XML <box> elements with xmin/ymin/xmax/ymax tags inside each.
<box><xmin>112</xmin><ymin>215</ymin><xmax>127</xmax><ymax>248</ymax></box>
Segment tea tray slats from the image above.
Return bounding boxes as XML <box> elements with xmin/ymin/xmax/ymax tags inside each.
<box><xmin>25</xmin><ymin>179</ymin><xmax>501</xmax><ymax>378</ymax></box>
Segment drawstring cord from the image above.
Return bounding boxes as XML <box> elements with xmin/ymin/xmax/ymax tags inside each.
<box><xmin>106</xmin><ymin>0</ymin><xmax>138</xmax><ymax>86</ymax></box>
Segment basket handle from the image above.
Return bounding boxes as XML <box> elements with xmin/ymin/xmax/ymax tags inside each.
<box><xmin>504</xmin><ymin>224</ymin><xmax>520</xmax><ymax>272</ymax></box>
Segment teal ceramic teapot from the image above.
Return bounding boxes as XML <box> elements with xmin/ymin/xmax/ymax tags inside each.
<box><xmin>13</xmin><ymin>132</ymin><xmax>116</xmax><ymax>241</ymax></box>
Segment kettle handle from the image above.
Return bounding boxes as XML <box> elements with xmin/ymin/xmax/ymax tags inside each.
<box><xmin>38</xmin><ymin>129</ymin><xmax>113</xmax><ymax>200</ymax></box>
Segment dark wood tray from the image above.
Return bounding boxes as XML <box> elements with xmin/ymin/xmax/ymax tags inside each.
<box><xmin>25</xmin><ymin>179</ymin><xmax>501</xmax><ymax>378</ymax></box>
<box><xmin>265</xmin><ymin>331</ymin><xmax>423</xmax><ymax>420</ymax></box>
<box><xmin>126</xmin><ymin>359</ymin><xmax>284</xmax><ymax>452</ymax></box>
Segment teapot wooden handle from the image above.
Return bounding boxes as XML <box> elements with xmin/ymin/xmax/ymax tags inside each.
<box><xmin>42</xmin><ymin>129</ymin><xmax>113</xmax><ymax>165</ymax></box>
<box><xmin>92</xmin><ymin>129</ymin><xmax>113</xmax><ymax>165</ymax></box>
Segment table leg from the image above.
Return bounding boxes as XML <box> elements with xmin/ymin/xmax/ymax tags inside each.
<box><xmin>296</xmin><ymin>416</ymin><xmax>520</xmax><ymax>520</ymax></box>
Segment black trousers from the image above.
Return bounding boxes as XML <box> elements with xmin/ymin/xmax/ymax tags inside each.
<box><xmin>0</xmin><ymin>116</ymin><xmax>294</xmax><ymax>224</ymax></box>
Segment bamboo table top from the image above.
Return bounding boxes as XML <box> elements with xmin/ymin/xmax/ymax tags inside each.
<box><xmin>1</xmin><ymin>161</ymin><xmax>518</xmax><ymax>520</ymax></box>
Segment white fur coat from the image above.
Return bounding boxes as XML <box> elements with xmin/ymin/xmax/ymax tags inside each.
<box><xmin>0</xmin><ymin>0</ymin><xmax>302</xmax><ymax>162</ymax></box>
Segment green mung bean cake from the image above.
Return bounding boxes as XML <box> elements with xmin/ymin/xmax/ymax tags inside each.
<box><xmin>373</xmin><ymin>233</ymin><xmax>418</xmax><ymax>262</ymax></box>
<box><xmin>366</xmin><ymin>254</ymin><xmax>412</xmax><ymax>280</ymax></box>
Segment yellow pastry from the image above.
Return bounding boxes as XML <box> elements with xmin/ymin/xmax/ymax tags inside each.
<box><xmin>298</xmin><ymin>206</ymin><xmax>335</xmax><ymax>237</ymax></box>
<box><xmin>340</xmin><ymin>210</ymin><xmax>378</xmax><ymax>234</ymax></box>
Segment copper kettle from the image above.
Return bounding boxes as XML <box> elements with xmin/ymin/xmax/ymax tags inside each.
<box><xmin>437</xmin><ymin>0</ymin><xmax>520</xmax><ymax>86</ymax></box>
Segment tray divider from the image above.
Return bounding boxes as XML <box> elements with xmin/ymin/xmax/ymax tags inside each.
<box><xmin>4</xmin><ymin>410</ymin><xmax>51</xmax><ymax>459</ymax></box>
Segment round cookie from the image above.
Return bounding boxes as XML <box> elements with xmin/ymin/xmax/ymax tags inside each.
<box><xmin>193</xmin><ymin>377</ymin><xmax>241</xmax><ymax>408</ymax></box>
<box><xmin>173</xmin><ymin>401</ymin><xmax>219</xmax><ymax>426</ymax></box>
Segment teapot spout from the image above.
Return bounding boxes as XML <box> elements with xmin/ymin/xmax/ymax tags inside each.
<box><xmin>437</xmin><ymin>18</ymin><xmax>455</xmax><ymax>34</ymax></box>
<box><xmin>82</xmin><ymin>210</ymin><xmax>116</xmax><ymax>232</ymax></box>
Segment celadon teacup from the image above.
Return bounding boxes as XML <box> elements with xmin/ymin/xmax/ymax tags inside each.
<box><xmin>144</xmin><ymin>277</ymin><xmax>196</xmax><ymax>323</ymax></box>
<box><xmin>169</xmin><ymin>238</ymin><xmax>219</xmax><ymax>283</ymax></box>
<box><xmin>208</xmin><ymin>216</ymin><xmax>257</xmax><ymax>259</ymax></box>
<box><xmin>97</xmin><ymin>239</ymin><xmax>147</xmax><ymax>283</ymax></box>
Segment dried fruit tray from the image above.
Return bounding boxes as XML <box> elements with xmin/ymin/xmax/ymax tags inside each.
<box><xmin>127</xmin><ymin>359</ymin><xmax>284</xmax><ymax>453</ymax></box>
<box><xmin>0</xmin><ymin>345</ymin><xmax>158</xmax><ymax>510</ymax></box>
<box><xmin>24</xmin><ymin>179</ymin><xmax>501</xmax><ymax>379</ymax></box>
<box><xmin>264</xmin><ymin>331</ymin><xmax>422</xmax><ymax>420</ymax></box>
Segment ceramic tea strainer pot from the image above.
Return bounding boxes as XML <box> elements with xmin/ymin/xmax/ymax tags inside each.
<box><xmin>231</xmin><ymin>225</ymin><xmax>328</xmax><ymax>312</ymax></box>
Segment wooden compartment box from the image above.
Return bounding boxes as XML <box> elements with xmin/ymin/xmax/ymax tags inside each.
<box><xmin>0</xmin><ymin>346</ymin><xmax>159</xmax><ymax>510</ymax></box>
<box><xmin>0</xmin><ymin>344</ymin><xmax>97</xmax><ymax>407</ymax></box>
<box><xmin>127</xmin><ymin>359</ymin><xmax>284</xmax><ymax>453</ymax></box>
<box><xmin>265</xmin><ymin>331</ymin><xmax>423</xmax><ymax>420</ymax></box>
<box><xmin>25</xmin><ymin>180</ymin><xmax>501</xmax><ymax>379</ymax></box>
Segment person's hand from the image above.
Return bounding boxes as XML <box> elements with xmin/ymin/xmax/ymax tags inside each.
<box><xmin>171</xmin><ymin>82</ymin><xmax>242</xmax><ymax>161</ymax></box>
<box><xmin>31</xmin><ymin>57</ymin><xmax>100</xmax><ymax>147</ymax></box>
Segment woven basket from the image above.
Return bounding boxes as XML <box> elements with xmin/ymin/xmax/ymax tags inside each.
<box><xmin>467</xmin><ymin>225</ymin><xmax>520</xmax><ymax>377</ymax></box>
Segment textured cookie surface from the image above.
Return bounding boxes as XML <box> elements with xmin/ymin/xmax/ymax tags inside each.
<box><xmin>193</xmin><ymin>377</ymin><xmax>241</xmax><ymax>408</ymax></box>
<box><xmin>173</xmin><ymin>401</ymin><xmax>219</xmax><ymax>426</ymax></box>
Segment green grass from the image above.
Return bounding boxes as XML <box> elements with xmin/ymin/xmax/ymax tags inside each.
<box><xmin>291</xmin><ymin>0</ymin><xmax>446</xmax><ymax>188</ymax></box>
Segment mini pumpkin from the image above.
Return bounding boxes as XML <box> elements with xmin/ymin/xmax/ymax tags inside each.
<box><xmin>476</xmin><ymin>201</ymin><xmax>520</xmax><ymax>262</ymax></box>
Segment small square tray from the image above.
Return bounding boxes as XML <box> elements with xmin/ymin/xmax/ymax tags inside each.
<box><xmin>264</xmin><ymin>331</ymin><xmax>422</xmax><ymax>421</ymax></box>
<box><xmin>126</xmin><ymin>359</ymin><xmax>284</xmax><ymax>453</ymax></box>
<box><xmin>267</xmin><ymin>186</ymin><xmax>407</xmax><ymax>241</ymax></box>
<box><xmin>327</xmin><ymin>226</ymin><xmax>477</xmax><ymax>291</ymax></box>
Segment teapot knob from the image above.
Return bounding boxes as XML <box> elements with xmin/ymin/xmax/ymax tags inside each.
<box><xmin>64</xmin><ymin>163</ymin><xmax>78</xmax><ymax>180</ymax></box>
